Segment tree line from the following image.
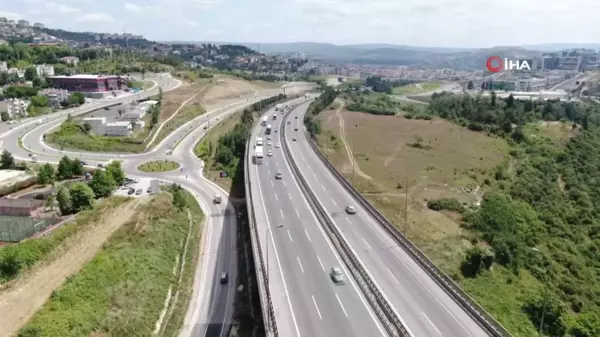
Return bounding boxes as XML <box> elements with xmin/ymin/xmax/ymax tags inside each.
<box><xmin>365</xmin><ymin>76</ymin><xmax>418</xmax><ymax>94</ymax></box>
<box><xmin>426</xmin><ymin>91</ymin><xmax>600</xmax><ymax>336</ymax></box>
<box><xmin>304</xmin><ymin>86</ymin><xmax>339</xmax><ymax>137</ymax></box>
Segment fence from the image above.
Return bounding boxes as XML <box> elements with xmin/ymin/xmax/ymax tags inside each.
<box><xmin>0</xmin><ymin>216</ymin><xmax>60</xmax><ymax>242</ymax></box>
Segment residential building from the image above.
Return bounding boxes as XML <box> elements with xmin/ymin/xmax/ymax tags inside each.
<box><xmin>105</xmin><ymin>121</ymin><xmax>132</xmax><ymax>136</ymax></box>
<box><xmin>33</xmin><ymin>22</ymin><xmax>44</xmax><ymax>29</ymax></box>
<box><xmin>40</xmin><ymin>88</ymin><xmax>69</xmax><ymax>107</ymax></box>
<box><xmin>6</xmin><ymin>98</ymin><xmax>30</xmax><ymax>117</ymax></box>
<box><xmin>0</xmin><ymin>198</ymin><xmax>43</xmax><ymax>216</ymax></box>
<box><xmin>82</xmin><ymin>117</ymin><xmax>106</xmax><ymax>135</ymax></box>
<box><xmin>17</xmin><ymin>20</ymin><xmax>29</xmax><ymax>28</ymax></box>
<box><xmin>47</xmin><ymin>74</ymin><xmax>124</xmax><ymax>93</ymax></box>
<box><xmin>36</xmin><ymin>64</ymin><xmax>55</xmax><ymax>77</ymax></box>
<box><xmin>0</xmin><ymin>61</ymin><xmax>7</xmax><ymax>72</ymax></box>
<box><xmin>59</xmin><ymin>56</ymin><xmax>79</xmax><ymax>66</ymax></box>
<box><xmin>7</xmin><ymin>68</ymin><xmax>25</xmax><ymax>78</ymax></box>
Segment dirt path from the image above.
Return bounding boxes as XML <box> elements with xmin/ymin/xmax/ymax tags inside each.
<box><xmin>0</xmin><ymin>198</ymin><xmax>146</xmax><ymax>337</ymax></box>
<box><xmin>334</xmin><ymin>100</ymin><xmax>373</xmax><ymax>180</ymax></box>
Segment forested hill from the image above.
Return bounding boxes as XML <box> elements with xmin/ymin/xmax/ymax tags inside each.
<box><xmin>426</xmin><ymin>92</ymin><xmax>600</xmax><ymax>337</ymax></box>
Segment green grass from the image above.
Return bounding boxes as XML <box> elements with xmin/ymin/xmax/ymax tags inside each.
<box><xmin>0</xmin><ymin>197</ymin><xmax>131</xmax><ymax>284</ymax></box>
<box><xmin>154</xmin><ymin>105</ymin><xmax>206</xmax><ymax>147</ymax></box>
<box><xmin>128</xmin><ymin>81</ymin><xmax>152</xmax><ymax>90</ymax></box>
<box><xmin>17</xmin><ymin>189</ymin><xmax>204</xmax><ymax>337</ymax></box>
<box><xmin>392</xmin><ymin>81</ymin><xmax>442</xmax><ymax>95</ymax></box>
<box><xmin>137</xmin><ymin>160</ymin><xmax>180</xmax><ymax>172</ymax></box>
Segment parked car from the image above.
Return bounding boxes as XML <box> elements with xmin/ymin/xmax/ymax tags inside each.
<box><xmin>135</xmin><ymin>189</ymin><xmax>142</xmax><ymax>195</ymax></box>
<box><xmin>128</xmin><ymin>188</ymin><xmax>135</xmax><ymax>195</ymax></box>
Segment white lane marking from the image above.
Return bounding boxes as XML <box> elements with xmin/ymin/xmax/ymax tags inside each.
<box><xmin>274</xmin><ymin>193</ymin><xmax>278</xmax><ymax>201</ymax></box>
<box><xmin>253</xmin><ymin>151</ymin><xmax>302</xmax><ymax>337</ymax></box>
<box><xmin>304</xmin><ymin>229</ymin><xmax>312</xmax><ymax>242</ymax></box>
<box><xmin>362</xmin><ymin>238</ymin><xmax>372</xmax><ymax>250</ymax></box>
<box><xmin>270</xmin><ymin>180</ymin><xmax>273</xmax><ymax>187</ymax></box>
<box><xmin>311</xmin><ymin>296</ymin><xmax>322</xmax><ymax>320</ymax></box>
<box><xmin>317</xmin><ymin>256</ymin><xmax>325</xmax><ymax>271</ymax></box>
<box><xmin>346</xmin><ymin>218</ymin><xmax>353</xmax><ymax>225</ymax></box>
<box><xmin>335</xmin><ymin>293</ymin><xmax>349</xmax><ymax>318</ymax></box>
<box><xmin>288</xmin><ymin>192</ymin><xmax>292</xmax><ymax>200</ymax></box>
<box><xmin>321</xmin><ymin>184</ymin><xmax>325</xmax><ymax>190</ymax></box>
<box><xmin>295</xmin><ymin>209</ymin><xmax>300</xmax><ymax>218</ymax></box>
<box><xmin>386</xmin><ymin>268</ymin><xmax>400</xmax><ymax>284</ymax></box>
<box><xmin>332</xmin><ymin>198</ymin><xmax>338</xmax><ymax>206</ymax></box>
<box><xmin>287</xmin><ymin>230</ymin><xmax>293</xmax><ymax>242</ymax></box>
<box><xmin>283</xmin><ymin>180</ymin><xmax>287</xmax><ymax>187</ymax></box>
<box><xmin>268</xmin><ymin>169</ymin><xmax>271</xmax><ymax>175</ymax></box>
<box><xmin>297</xmin><ymin>257</ymin><xmax>305</xmax><ymax>273</ymax></box>
<box><xmin>422</xmin><ymin>312</ymin><xmax>442</xmax><ymax>335</ymax></box>
<box><xmin>280</xmin><ymin>209</ymin><xmax>285</xmax><ymax>219</ymax></box>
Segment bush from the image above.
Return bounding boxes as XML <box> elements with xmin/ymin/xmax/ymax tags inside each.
<box><xmin>427</xmin><ymin>198</ymin><xmax>464</xmax><ymax>212</ymax></box>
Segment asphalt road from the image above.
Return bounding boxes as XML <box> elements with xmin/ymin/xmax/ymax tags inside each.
<box><xmin>248</xmin><ymin>102</ymin><xmax>387</xmax><ymax>337</ymax></box>
<box><xmin>1</xmin><ymin>74</ymin><xmax>300</xmax><ymax>337</ymax></box>
<box><xmin>284</xmin><ymin>102</ymin><xmax>491</xmax><ymax>337</ymax></box>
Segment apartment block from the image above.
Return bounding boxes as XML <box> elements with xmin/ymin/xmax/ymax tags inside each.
<box><xmin>82</xmin><ymin>117</ymin><xmax>106</xmax><ymax>135</ymax></box>
<box><xmin>6</xmin><ymin>98</ymin><xmax>30</xmax><ymax>117</ymax></box>
<box><xmin>105</xmin><ymin>121</ymin><xmax>132</xmax><ymax>136</ymax></box>
<box><xmin>35</xmin><ymin>64</ymin><xmax>54</xmax><ymax>77</ymax></box>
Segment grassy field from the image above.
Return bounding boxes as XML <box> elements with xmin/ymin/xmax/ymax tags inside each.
<box><xmin>137</xmin><ymin>160</ymin><xmax>180</xmax><ymax>172</ymax></box>
<box><xmin>17</xmin><ymin>188</ymin><xmax>204</xmax><ymax>337</ymax></box>
<box><xmin>392</xmin><ymin>81</ymin><xmax>442</xmax><ymax>95</ymax></box>
<box><xmin>128</xmin><ymin>81</ymin><xmax>152</xmax><ymax>90</ymax></box>
<box><xmin>194</xmin><ymin>110</ymin><xmax>243</xmax><ymax>194</ymax></box>
<box><xmin>315</xmin><ymin>108</ymin><xmax>544</xmax><ymax>336</ymax></box>
<box><xmin>0</xmin><ymin>197</ymin><xmax>130</xmax><ymax>283</ymax></box>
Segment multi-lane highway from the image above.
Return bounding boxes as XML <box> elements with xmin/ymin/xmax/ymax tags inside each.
<box><xmin>249</xmin><ymin>102</ymin><xmax>388</xmax><ymax>337</ymax></box>
<box><xmin>268</xmin><ymin>102</ymin><xmax>491</xmax><ymax>337</ymax></box>
<box><xmin>0</xmin><ymin>74</ymin><xmax>315</xmax><ymax>337</ymax></box>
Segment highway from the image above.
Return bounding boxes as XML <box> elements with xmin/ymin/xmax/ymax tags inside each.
<box><xmin>248</xmin><ymin>103</ymin><xmax>387</xmax><ymax>337</ymax></box>
<box><xmin>0</xmin><ymin>74</ymin><xmax>314</xmax><ymax>337</ymax></box>
<box><xmin>282</xmin><ymin>102</ymin><xmax>491</xmax><ymax>337</ymax></box>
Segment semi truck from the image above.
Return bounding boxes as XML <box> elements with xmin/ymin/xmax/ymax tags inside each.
<box><xmin>261</xmin><ymin>116</ymin><xmax>268</xmax><ymax>126</ymax></box>
<box><xmin>265</xmin><ymin>124</ymin><xmax>272</xmax><ymax>135</ymax></box>
<box><xmin>254</xmin><ymin>145</ymin><xmax>264</xmax><ymax>164</ymax></box>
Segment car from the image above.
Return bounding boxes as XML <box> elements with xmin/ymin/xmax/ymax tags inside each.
<box><xmin>80</xmin><ymin>161</ymin><xmax>88</xmax><ymax>166</ymax></box>
<box><xmin>292</xmin><ymin>137</ymin><xmax>297</xmax><ymax>141</ymax></box>
<box><xmin>213</xmin><ymin>195</ymin><xmax>222</xmax><ymax>204</ymax></box>
<box><xmin>97</xmin><ymin>164</ymin><xmax>104</xmax><ymax>168</ymax></box>
<box><xmin>128</xmin><ymin>188</ymin><xmax>135</xmax><ymax>195</ymax></box>
<box><xmin>275</xmin><ymin>172</ymin><xmax>283</xmax><ymax>180</ymax></box>
<box><xmin>330</xmin><ymin>267</ymin><xmax>345</xmax><ymax>284</ymax></box>
<box><xmin>267</xmin><ymin>141</ymin><xmax>272</xmax><ymax>146</ymax></box>
<box><xmin>287</xmin><ymin>121</ymin><xmax>291</xmax><ymax>124</ymax></box>
<box><xmin>147</xmin><ymin>186</ymin><xmax>152</xmax><ymax>193</ymax></box>
<box><xmin>275</xmin><ymin>143</ymin><xmax>280</xmax><ymax>148</ymax></box>
<box><xmin>121</xmin><ymin>185</ymin><xmax>130</xmax><ymax>190</ymax></box>
<box><xmin>267</xmin><ymin>136</ymin><xmax>272</xmax><ymax>140</ymax></box>
<box><xmin>294</xmin><ymin>128</ymin><xmax>298</xmax><ymax>131</ymax></box>
<box><xmin>295</xmin><ymin>116</ymin><xmax>298</xmax><ymax>119</ymax></box>
<box><xmin>104</xmin><ymin>107</ymin><xmax>110</xmax><ymax>110</ymax></box>
<box><xmin>220</xmin><ymin>272</ymin><xmax>229</xmax><ymax>284</ymax></box>
<box><xmin>267</xmin><ymin>150</ymin><xmax>273</xmax><ymax>156</ymax></box>
<box><xmin>345</xmin><ymin>205</ymin><xmax>357</xmax><ymax>214</ymax></box>
<box><xmin>135</xmin><ymin>189</ymin><xmax>143</xmax><ymax>195</ymax></box>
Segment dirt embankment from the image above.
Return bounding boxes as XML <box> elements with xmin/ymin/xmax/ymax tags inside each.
<box><xmin>0</xmin><ymin>198</ymin><xmax>146</xmax><ymax>337</ymax></box>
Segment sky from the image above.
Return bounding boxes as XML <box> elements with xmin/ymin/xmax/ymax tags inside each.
<box><xmin>1</xmin><ymin>0</ymin><xmax>600</xmax><ymax>47</ymax></box>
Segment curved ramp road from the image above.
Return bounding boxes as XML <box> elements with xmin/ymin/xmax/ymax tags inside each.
<box><xmin>248</xmin><ymin>102</ymin><xmax>387</xmax><ymax>337</ymax></box>
<box><xmin>1</xmin><ymin>74</ymin><xmax>303</xmax><ymax>337</ymax></box>
<box><xmin>284</xmin><ymin>102</ymin><xmax>491</xmax><ymax>337</ymax></box>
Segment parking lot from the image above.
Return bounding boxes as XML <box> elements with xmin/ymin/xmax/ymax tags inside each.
<box><xmin>113</xmin><ymin>177</ymin><xmax>158</xmax><ymax>198</ymax></box>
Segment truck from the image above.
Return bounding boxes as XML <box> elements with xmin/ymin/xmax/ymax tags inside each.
<box><xmin>254</xmin><ymin>145</ymin><xmax>264</xmax><ymax>164</ymax></box>
<box><xmin>275</xmin><ymin>104</ymin><xmax>282</xmax><ymax>111</ymax></box>
<box><xmin>265</xmin><ymin>124</ymin><xmax>272</xmax><ymax>135</ymax></box>
<box><xmin>256</xmin><ymin>137</ymin><xmax>264</xmax><ymax>146</ymax></box>
<box><xmin>261</xmin><ymin>116</ymin><xmax>268</xmax><ymax>126</ymax></box>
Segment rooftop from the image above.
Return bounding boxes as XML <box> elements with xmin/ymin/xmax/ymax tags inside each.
<box><xmin>48</xmin><ymin>74</ymin><xmax>120</xmax><ymax>80</ymax></box>
<box><xmin>106</xmin><ymin>121</ymin><xmax>132</xmax><ymax>127</ymax></box>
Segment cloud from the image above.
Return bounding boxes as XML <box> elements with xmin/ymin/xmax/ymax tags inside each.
<box><xmin>75</xmin><ymin>13</ymin><xmax>115</xmax><ymax>23</ymax></box>
<box><xmin>0</xmin><ymin>11</ymin><xmax>22</xmax><ymax>20</ymax></box>
<box><xmin>124</xmin><ymin>2</ymin><xmax>142</xmax><ymax>12</ymax></box>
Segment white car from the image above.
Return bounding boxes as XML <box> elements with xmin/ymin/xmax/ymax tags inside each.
<box><xmin>267</xmin><ymin>136</ymin><xmax>272</xmax><ymax>140</ymax></box>
<box><xmin>275</xmin><ymin>143</ymin><xmax>280</xmax><ymax>148</ymax></box>
<box><xmin>345</xmin><ymin>206</ymin><xmax>356</xmax><ymax>214</ymax></box>
<box><xmin>267</xmin><ymin>141</ymin><xmax>272</xmax><ymax>146</ymax></box>
<box><xmin>267</xmin><ymin>150</ymin><xmax>273</xmax><ymax>156</ymax></box>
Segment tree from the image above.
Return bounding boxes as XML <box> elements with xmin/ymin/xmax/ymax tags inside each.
<box><xmin>45</xmin><ymin>194</ymin><xmax>54</xmax><ymax>211</ymax></box>
<box><xmin>56</xmin><ymin>186</ymin><xmax>72</xmax><ymax>215</ymax></box>
<box><xmin>30</xmin><ymin>95</ymin><xmax>48</xmax><ymax>107</ymax></box>
<box><xmin>82</xmin><ymin>122</ymin><xmax>92</xmax><ymax>134</ymax></box>
<box><xmin>89</xmin><ymin>170</ymin><xmax>116</xmax><ymax>198</ymax></box>
<box><xmin>37</xmin><ymin>163</ymin><xmax>55</xmax><ymax>185</ymax></box>
<box><xmin>106</xmin><ymin>160</ymin><xmax>125</xmax><ymax>186</ymax></box>
<box><xmin>1</xmin><ymin>149</ymin><xmax>15</xmax><ymax>169</ymax></box>
<box><xmin>67</xmin><ymin>92</ymin><xmax>85</xmax><ymax>106</ymax></box>
<box><xmin>69</xmin><ymin>183</ymin><xmax>95</xmax><ymax>212</ymax></box>
<box><xmin>24</xmin><ymin>67</ymin><xmax>37</xmax><ymax>81</ymax></box>
<box><xmin>57</xmin><ymin>156</ymin><xmax>74</xmax><ymax>180</ymax></box>
<box><xmin>1</xmin><ymin>111</ymin><xmax>9</xmax><ymax>122</ymax></box>
<box><xmin>172</xmin><ymin>189</ymin><xmax>186</xmax><ymax>210</ymax></box>
<box><xmin>71</xmin><ymin>158</ymin><xmax>84</xmax><ymax>176</ymax></box>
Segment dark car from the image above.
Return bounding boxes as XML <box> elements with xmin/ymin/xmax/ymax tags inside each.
<box><xmin>127</xmin><ymin>188</ymin><xmax>135</xmax><ymax>195</ymax></box>
<box><xmin>294</xmin><ymin>128</ymin><xmax>298</xmax><ymax>131</ymax></box>
<box><xmin>220</xmin><ymin>272</ymin><xmax>229</xmax><ymax>284</ymax></box>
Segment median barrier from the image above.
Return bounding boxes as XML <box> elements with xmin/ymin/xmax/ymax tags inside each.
<box><xmin>300</xmin><ymin>112</ymin><xmax>513</xmax><ymax>337</ymax></box>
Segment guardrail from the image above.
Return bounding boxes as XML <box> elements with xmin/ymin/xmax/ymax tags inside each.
<box><xmin>300</xmin><ymin>115</ymin><xmax>514</xmax><ymax>337</ymax></box>
<box><xmin>280</xmin><ymin>105</ymin><xmax>410</xmax><ymax>337</ymax></box>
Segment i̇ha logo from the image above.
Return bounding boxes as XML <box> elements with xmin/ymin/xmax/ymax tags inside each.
<box><xmin>486</xmin><ymin>56</ymin><xmax>531</xmax><ymax>72</ymax></box>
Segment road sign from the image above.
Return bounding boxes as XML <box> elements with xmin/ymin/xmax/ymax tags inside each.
<box><xmin>220</xmin><ymin>172</ymin><xmax>228</xmax><ymax>178</ymax></box>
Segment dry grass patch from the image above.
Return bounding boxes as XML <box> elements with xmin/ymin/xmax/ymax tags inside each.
<box><xmin>201</xmin><ymin>76</ymin><xmax>281</xmax><ymax>111</ymax></box>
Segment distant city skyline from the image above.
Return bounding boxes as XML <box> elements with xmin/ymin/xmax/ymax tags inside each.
<box><xmin>2</xmin><ymin>0</ymin><xmax>600</xmax><ymax>48</ymax></box>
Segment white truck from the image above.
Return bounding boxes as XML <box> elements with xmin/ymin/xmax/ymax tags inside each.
<box><xmin>254</xmin><ymin>145</ymin><xmax>264</xmax><ymax>164</ymax></box>
<box><xmin>265</xmin><ymin>124</ymin><xmax>272</xmax><ymax>135</ymax></box>
<box><xmin>261</xmin><ymin>116</ymin><xmax>268</xmax><ymax>126</ymax></box>
<box><xmin>275</xmin><ymin>104</ymin><xmax>282</xmax><ymax>111</ymax></box>
<box><xmin>256</xmin><ymin>137</ymin><xmax>264</xmax><ymax>146</ymax></box>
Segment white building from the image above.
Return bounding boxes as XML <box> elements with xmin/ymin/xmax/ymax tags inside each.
<box><xmin>7</xmin><ymin>68</ymin><xmax>24</xmax><ymax>78</ymax></box>
<box><xmin>82</xmin><ymin>117</ymin><xmax>106</xmax><ymax>135</ymax></box>
<box><xmin>33</xmin><ymin>22</ymin><xmax>44</xmax><ymax>29</ymax></box>
<box><xmin>17</xmin><ymin>20</ymin><xmax>29</xmax><ymax>28</ymax></box>
<box><xmin>0</xmin><ymin>61</ymin><xmax>7</xmax><ymax>72</ymax></box>
<box><xmin>40</xmin><ymin>88</ymin><xmax>69</xmax><ymax>107</ymax></box>
<box><xmin>36</xmin><ymin>64</ymin><xmax>54</xmax><ymax>77</ymax></box>
<box><xmin>6</xmin><ymin>98</ymin><xmax>30</xmax><ymax>118</ymax></box>
<box><xmin>105</xmin><ymin>121</ymin><xmax>132</xmax><ymax>136</ymax></box>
